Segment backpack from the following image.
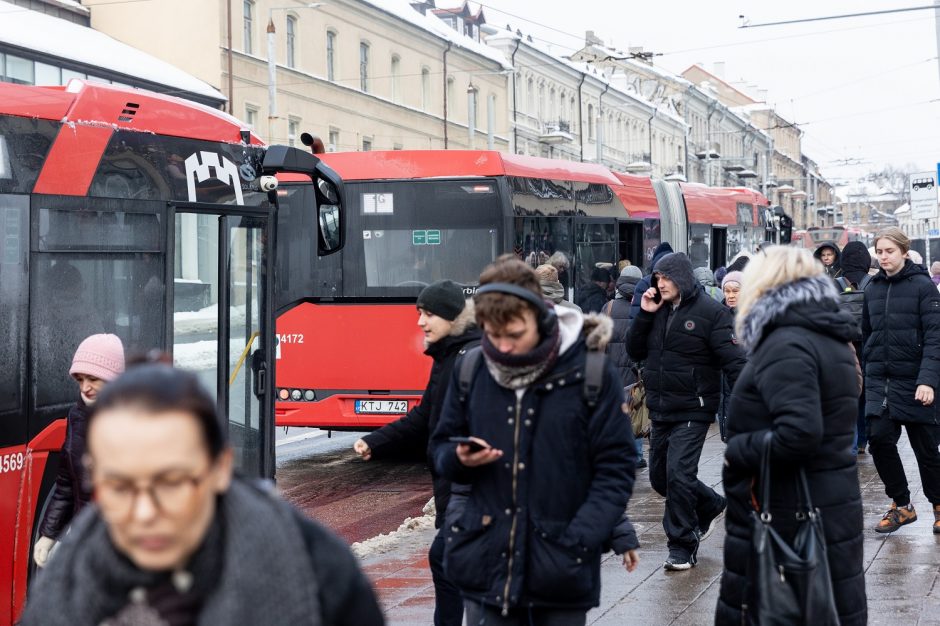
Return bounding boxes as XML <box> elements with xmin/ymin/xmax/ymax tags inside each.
<box><xmin>835</xmin><ymin>275</ymin><xmax>872</xmax><ymax>342</ymax></box>
<box><xmin>457</xmin><ymin>346</ymin><xmax>608</xmax><ymax>408</ymax></box>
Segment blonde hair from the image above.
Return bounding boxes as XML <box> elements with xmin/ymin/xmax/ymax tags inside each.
<box><xmin>875</xmin><ymin>227</ymin><xmax>910</xmax><ymax>253</ymax></box>
<box><xmin>534</xmin><ymin>264</ymin><xmax>559</xmax><ymax>282</ymax></box>
<box><xmin>735</xmin><ymin>247</ymin><xmax>825</xmax><ymax>337</ymax></box>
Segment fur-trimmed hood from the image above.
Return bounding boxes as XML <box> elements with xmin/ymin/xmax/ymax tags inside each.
<box><xmin>737</xmin><ymin>275</ymin><xmax>856</xmax><ymax>353</ymax></box>
<box><xmin>425</xmin><ymin>298</ymin><xmax>478</xmax><ymax>351</ymax></box>
<box><xmin>554</xmin><ymin>305</ymin><xmax>613</xmax><ymax>356</ymax></box>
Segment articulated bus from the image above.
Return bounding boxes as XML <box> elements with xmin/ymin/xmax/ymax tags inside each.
<box><xmin>790</xmin><ymin>226</ymin><xmax>872</xmax><ymax>250</ymax></box>
<box><xmin>273</xmin><ymin>150</ymin><xmax>775</xmax><ymax>431</ymax></box>
<box><xmin>0</xmin><ymin>80</ymin><xmax>344</xmax><ymax>624</ymax></box>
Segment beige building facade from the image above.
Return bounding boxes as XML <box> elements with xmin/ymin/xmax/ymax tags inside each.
<box><xmin>90</xmin><ymin>0</ymin><xmax>510</xmax><ymax>151</ymax></box>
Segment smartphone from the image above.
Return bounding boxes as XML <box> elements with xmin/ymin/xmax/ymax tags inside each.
<box><xmin>449</xmin><ymin>436</ymin><xmax>488</xmax><ymax>452</ymax></box>
<box><xmin>651</xmin><ymin>277</ymin><xmax>662</xmax><ymax>303</ymax></box>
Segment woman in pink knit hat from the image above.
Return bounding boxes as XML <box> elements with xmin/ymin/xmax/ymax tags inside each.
<box><xmin>33</xmin><ymin>334</ymin><xmax>125</xmax><ymax>568</ymax></box>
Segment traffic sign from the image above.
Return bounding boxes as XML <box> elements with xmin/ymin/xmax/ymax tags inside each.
<box><xmin>910</xmin><ymin>172</ymin><xmax>938</xmax><ymax>220</ymax></box>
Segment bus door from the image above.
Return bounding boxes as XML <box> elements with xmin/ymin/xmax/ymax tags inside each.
<box><xmin>574</xmin><ymin>218</ymin><xmax>617</xmax><ymax>298</ymax></box>
<box><xmin>171</xmin><ymin>206</ymin><xmax>275</xmax><ymax>479</ymax></box>
<box><xmin>711</xmin><ymin>227</ymin><xmax>727</xmax><ymax>269</ymax></box>
<box><xmin>617</xmin><ymin>221</ymin><xmax>643</xmax><ymax>268</ymax></box>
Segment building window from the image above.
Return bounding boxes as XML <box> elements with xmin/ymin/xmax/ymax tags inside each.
<box><xmin>526</xmin><ymin>78</ymin><xmax>534</xmax><ymax>114</ymax></box>
<box><xmin>288</xmin><ymin>118</ymin><xmax>300</xmax><ymax>147</ymax></box>
<box><xmin>5</xmin><ymin>54</ymin><xmax>34</xmax><ymax>85</ymax></box>
<box><xmin>328</xmin><ymin>128</ymin><xmax>339</xmax><ymax>151</ymax></box>
<box><xmin>359</xmin><ymin>42</ymin><xmax>370</xmax><ymax>92</ymax></box>
<box><xmin>326</xmin><ymin>31</ymin><xmax>336</xmax><ymax>81</ymax></box>
<box><xmin>588</xmin><ymin>104</ymin><xmax>594</xmax><ymax>140</ymax></box>
<box><xmin>243</xmin><ymin>0</ymin><xmax>254</xmax><ymax>54</ymax></box>
<box><xmin>35</xmin><ymin>62</ymin><xmax>61</xmax><ymax>85</ymax></box>
<box><xmin>245</xmin><ymin>105</ymin><xmax>258</xmax><ymax>130</ymax></box>
<box><xmin>286</xmin><ymin>15</ymin><xmax>297</xmax><ymax>68</ymax></box>
<box><xmin>391</xmin><ymin>55</ymin><xmax>401</xmax><ymax>103</ymax></box>
<box><xmin>421</xmin><ymin>67</ymin><xmax>430</xmax><ymax>110</ymax></box>
<box><xmin>362</xmin><ymin>137</ymin><xmax>372</xmax><ymax>151</ymax></box>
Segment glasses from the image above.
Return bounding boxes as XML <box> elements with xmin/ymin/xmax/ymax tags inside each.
<box><xmin>92</xmin><ymin>468</ymin><xmax>213</xmax><ymax>520</ymax></box>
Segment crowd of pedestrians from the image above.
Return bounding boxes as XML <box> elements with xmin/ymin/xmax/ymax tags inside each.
<box><xmin>25</xmin><ymin>228</ymin><xmax>940</xmax><ymax>625</ymax></box>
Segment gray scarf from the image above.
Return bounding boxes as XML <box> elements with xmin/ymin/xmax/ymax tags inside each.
<box><xmin>480</xmin><ymin>317</ymin><xmax>561</xmax><ymax>389</ymax></box>
<box><xmin>21</xmin><ymin>479</ymin><xmax>322</xmax><ymax>626</ymax></box>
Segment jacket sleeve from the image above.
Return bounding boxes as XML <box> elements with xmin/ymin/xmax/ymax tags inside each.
<box><xmin>861</xmin><ymin>289</ymin><xmax>872</xmax><ymax>358</ymax></box>
<box><xmin>564</xmin><ymin>363</ymin><xmax>636</xmax><ymax>550</ymax></box>
<box><xmin>607</xmin><ymin>511</ymin><xmax>639</xmax><ymax>554</ymax></box>
<box><xmin>38</xmin><ymin>420</ymin><xmax>76</xmax><ymax>540</ymax></box>
<box><xmin>916</xmin><ymin>281</ymin><xmax>940</xmax><ymax>390</ymax></box>
<box><xmin>361</xmin><ymin>365</ymin><xmax>435</xmax><ymax>457</ymax></box>
<box><xmin>724</xmin><ymin>339</ymin><xmax>824</xmax><ymax>472</ymax></box>
<box><xmin>625</xmin><ymin>309</ymin><xmax>653</xmax><ymax>362</ymax></box>
<box><xmin>430</xmin><ymin>362</ymin><xmax>482</xmax><ymax>484</ymax></box>
<box><xmin>709</xmin><ymin>306</ymin><xmax>746</xmax><ymax>390</ymax></box>
<box><xmin>628</xmin><ymin>276</ymin><xmax>649</xmax><ymax>321</ymax></box>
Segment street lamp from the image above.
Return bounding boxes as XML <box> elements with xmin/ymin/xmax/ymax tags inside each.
<box><xmin>268</xmin><ymin>3</ymin><xmax>325</xmax><ymax>143</ymax></box>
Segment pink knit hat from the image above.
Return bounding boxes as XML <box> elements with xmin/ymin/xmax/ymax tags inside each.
<box><xmin>721</xmin><ymin>271</ymin><xmax>744</xmax><ymax>289</ymax></box>
<box><xmin>70</xmin><ymin>334</ymin><xmax>125</xmax><ymax>382</ymax></box>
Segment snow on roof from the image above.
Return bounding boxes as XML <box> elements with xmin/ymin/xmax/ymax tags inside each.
<box><xmin>361</xmin><ymin>0</ymin><xmax>509</xmax><ymax>68</ymax></box>
<box><xmin>45</xmin><ymin>0</ymin><xmax>88</xmax><ymax>14</ymax></box>
<box><xmin>0</xmin><ymin>1</ymin><xmax>224</xmax><ymax>102</ymax></box>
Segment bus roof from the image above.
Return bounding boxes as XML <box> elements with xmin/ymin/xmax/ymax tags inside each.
<box><xmin>318</xmin><ymin>150</ymin><xmax>623</xmax><ymax>185</ymax></box>
<box><xmin>679</xmin><ymin>183</ymin><xmax>770</xmax><ymax>225</ymax></box>
<box><xmin>0</xmin><ymin>80</ymin><xmax>261</xmax><ymax>145</ymax></box>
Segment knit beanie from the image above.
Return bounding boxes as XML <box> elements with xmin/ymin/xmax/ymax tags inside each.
<box><xmin>619</xmin><ymin>265</ymin><xmax>642</xmax><ymax>280</ymax></box>
<box><xmin>722</xmin><ymin>271</ymin><xmax>744</xmax><ymax>289</ymax></box>
<box><xmin>70</xmin><ymin>334</ymin><xmax>125</xmax><ymax>382</ymax></box>
<box><xmin>416</xmin><ymin>280</ymin><xmax>466</xmax><ymax>321</ymax></box>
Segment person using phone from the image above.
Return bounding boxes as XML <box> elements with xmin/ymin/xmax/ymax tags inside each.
<box><xmin>353</xmin><ymin>280</ymin><xmax>480</xmax><ymax>626</ymax></box>
<box><xmin>431</xmin><ymin>255</ymin><xmax>637</xmax><ymax>625</ymax></box>
<box><xmin>626</xmin><ymin>252</ymin><xmax>746</xmax><ymax>571</ymax></box>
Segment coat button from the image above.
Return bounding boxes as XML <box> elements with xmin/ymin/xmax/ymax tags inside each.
<box><xmin>525</xmin><ymin>419</ymin><xmax>532</xmax><ymax>427</ymax></box>
<box><xmin>504</xmin><ymin>462</ymin><xmax>511</xmax><ymax>469</ymax></box>
<box><xmin>546</xmin><ymin>383</ymin><xmax>554</xmax><ymax>390</ymax></box>
<box><xmin>507</xmin><ymin>406</ymin><xmax>513</xmax><ymax>412</ymax></box>
<box><xmin>508</xmin><ymin>418</ymin><xmax>514</xmax><ymax>425</ymax></box>
<box><xmin>527</xmin><ymin>408</ymin><xmax>535</xmax><ymax>415</ymax></box>
<box><xmin>576</xmin><ymin>557</ymin><xmax>582</xmax><ymax>564</ymax></box>
<box><xmin>541</xmin><ymin>532</ymin><xmax>548</xmax><ymax>538</ymax></box>
<box><xmin>505</xmin><ymin>508</ymin><xmax>512</xmax><ymax>515</ymax></box>
<box><xmin>518</xmin><ymin>462</ymin><xmax>525</xmax><ymax>470</ymax></box>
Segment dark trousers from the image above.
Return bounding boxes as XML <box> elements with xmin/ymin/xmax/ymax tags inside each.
<box><xmin>867</xmin><ymin>413</ymin><xmax>940</xmax><ymax>506</ymax></box>
<box><xmin>464</xmin><ymin>602</ymin><xmax>586</xmax><ymax>626</ymax></box>
<box><xmin>855</xmin><ymin>394</ymin><xmax>868</xmax><ymax>452</ymax></box>
<box><xmin>429</xmin><ymin>530</ymin><xmax>464</xmax><ymax>626</ymax></box>
<box><xmin>649</xmin><ymin>419</ymin><xmax>722</xmax><ymax>556</ymax></box>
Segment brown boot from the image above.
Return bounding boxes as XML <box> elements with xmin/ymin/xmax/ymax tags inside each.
<box><xmin>933</xmin><ymin>504</ymin><xmax>940</xmax><ymax>535</ymax></box>
<box><xmin>875</xmin><ymin>502</ymin><xmax>917</xmax><ymax>533</ymax></box>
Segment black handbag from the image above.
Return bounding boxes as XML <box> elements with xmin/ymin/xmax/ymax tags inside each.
<box><xmin>744</xmin><ymin>431</ymin><xmax>840</xmax><ymax>625</ymax></box>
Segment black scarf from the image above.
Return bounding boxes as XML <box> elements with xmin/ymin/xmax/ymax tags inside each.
<box><xmin>21</xmin><ymin>479</ymin><xmax>322</xmax><ymax>626</ymax></box>
<box><xmin>480</xmin><ymin>316</ymin><xmax>561</xmax><ymax>389</ymax></box>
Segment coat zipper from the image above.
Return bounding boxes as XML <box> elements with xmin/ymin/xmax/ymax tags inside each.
<box><xmin>883</xmin><ymin>282</ymin><xmax>892</xmax><ymax>408</ymax></box>
<box><xmin>501</xmin><ymin>395</ymin><xmax>524</xmax><ymax>616</ymax></box>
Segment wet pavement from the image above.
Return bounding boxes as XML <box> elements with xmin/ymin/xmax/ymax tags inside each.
<box><xmin>355</xmin><ymin>424</ymin><xmax>940</xmax><ymax>625</ymax></box>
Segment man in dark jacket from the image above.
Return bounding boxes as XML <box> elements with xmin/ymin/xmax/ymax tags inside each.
<box><xmin>814</xmin><ymin>240</ymin><xmax>843</xmax><ymax>278</ymax></box>
<box><xmin>605</xmin><ymin>264</ymin><xmax>645</xmax><ymax>467</ymax></box>
<box><xmin>862</xmin><ymin>228</ymin><xmax>940</xmax><ymax>534</ymax></box>
<box><xmin>838</xmin><ymin>241</ymin><xmax>874</xmax><ymax>455</ymax></box>
<box><xmin>431</xmin><ymin>257</ymin><xmax>636</xmax><ymax>624</ymax></box>
<box><xmin>626</xmin><ymin>252</ymin><xmax>746</xmax><ymax>570</ymax></box>
<box><xmin>629</xmin><ymin>242</ymin><xmax>674</xmax><ymax>321</ymax></box>
<box><xmin>354</xmin><ymin>280</ymin><xmax>480</xmax><ymax>626</ymax></box>
<box><xmin>576</xmin><ymin>266</ymin><xmax>612</xmax><ymax>313</ymax></box>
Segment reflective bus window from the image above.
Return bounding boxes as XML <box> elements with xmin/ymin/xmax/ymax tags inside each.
<box><xmin>362</xmin><ymin>227</ymin><xmax>497</xmax><ymax>287</ymax></box>
<box><xmin>689</xmin><ymin>224</ymin><xmax>711</xmax><ymax>269</ymax></box>
<box><xmin>0</xmin><ymin>195</ymin><xmax>27</xmax><ymax>447</ymax></box>
<box><xmin>0</xmin><ymin>115</ymin><xmax>60</xmax><ymax>194</ymax></box>
<box><xmin>514</xmin><ymin>216</ymin><xmax>573</xmax><ymax>289</ymax></box>
<box><xmin>574</xmin><ymin>221</ymin><xmax>616</xmax><ymax>289</ymax></box>
<box><xmin>37</xmin><ymin>206</ymin><xmax>161</xmax><ymax>252</ymax></box>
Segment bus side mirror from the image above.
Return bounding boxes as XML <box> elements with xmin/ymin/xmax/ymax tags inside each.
<box><xmin>262</xmin><ymin>145</ymin><xmax>345</xmax><ymax>256</ymax></box>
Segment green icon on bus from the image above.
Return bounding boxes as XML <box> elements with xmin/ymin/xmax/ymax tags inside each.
<box><xmin>412</xmin><ymin>229</ymin><xmax>441</xmax><ymax>245</ymax></box>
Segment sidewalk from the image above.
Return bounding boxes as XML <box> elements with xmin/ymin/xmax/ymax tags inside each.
<box><xmin>359</xmin><ymin>425</ymin><xmax>940</xmax><ymax>625</ymax></box>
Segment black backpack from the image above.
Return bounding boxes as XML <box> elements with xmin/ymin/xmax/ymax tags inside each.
<box><xmin>457</xmin><ymin>346</ymin><xmax>608</xmax><ymax>408</ymax></box>
<box><xmin>835</xmin><ymin>275</ymin><xmax>872</xmax><ymax>342</ymax></box>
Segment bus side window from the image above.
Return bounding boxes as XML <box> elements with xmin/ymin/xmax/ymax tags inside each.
<box><xmin>0</xmin><ymin>194</ymin><xmax>28</xmax><ymax>448</ymax></box>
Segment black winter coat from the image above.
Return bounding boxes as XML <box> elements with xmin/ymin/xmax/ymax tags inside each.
<box><xmin>716</xmin><ymin>284</ymin><xmax>865</xmax><ymax>626</ymax></box>
<box><xmin>362</xmin><ymin>309</ymin><xmax>480</xmax><ymax>527</ymax></box>
<box><xmin>576</xmin><ymin>282</ymin><xmax>609</xmax><ymax>314</ymax></box>
<box><xmin>862</xmin><ymin>259</ymin><xmax>940</xmax><ymax>424</ymax></box>
<box><xmin>430</xmin><ymin>319</ymin><xmax>635</xmax><ymax>612</ymax></box>
<box><xmin>626</xmin><ymin>288</ymin><xmax>746</xmax><ymax>422</ymax></box>
<box><xmin>39</xmin><ymin>402</ymin><xmax>92</xmax><ymax>540</ymax></box>
<box><xmin>605</xmin><ymin>277</ymin><xmax>639</xmax><ymax>386</ymax></box>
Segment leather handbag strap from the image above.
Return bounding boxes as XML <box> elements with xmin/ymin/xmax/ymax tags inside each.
<box><xmin>758</xmin><ymin>430</ymin><xmax>816</xmax><ymax>521</ymax></box>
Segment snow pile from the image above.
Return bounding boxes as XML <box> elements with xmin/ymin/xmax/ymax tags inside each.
<box><xmin>351</xmin><ymin>498</ymin><xmax>436</xmax><ymax>558</ymax></box>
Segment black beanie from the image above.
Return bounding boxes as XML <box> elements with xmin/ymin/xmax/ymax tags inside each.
<box><xmin>416</xmin><ymin>280</ymin><xmax>465</xmax><ymax>321</ymax></box>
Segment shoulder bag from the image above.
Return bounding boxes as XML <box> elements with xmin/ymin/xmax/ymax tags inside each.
<box><xmin>744</xmin><ymin>431</ymin><xmax>840</xmax><ymax>625</ymax></box>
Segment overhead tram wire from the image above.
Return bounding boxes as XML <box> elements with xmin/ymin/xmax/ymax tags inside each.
<box><xmin>739</xmin><ymin>5</ymin><xmax>940</xmax><ymax>28</ymax></box>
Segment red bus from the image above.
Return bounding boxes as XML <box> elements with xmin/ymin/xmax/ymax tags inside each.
<box><xmin>791</xmin><ymin>226</ymin><xmax>871</xmax><ymax>249</ymax></box>
<box><xmin>273</xmin><ymin>150</ymin><xmax>772</xmax><ymax>430</ymax></box>
<box><xmin>0</xmin><ymin>80</ymin><xmax>344</xmax><ymax>624</ymax></box>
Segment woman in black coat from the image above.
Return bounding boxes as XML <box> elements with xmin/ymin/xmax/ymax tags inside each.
<box><xmin>715</xmin><ymin>246</ymin><xmax>866</xmax><ymax>626</ymax></box>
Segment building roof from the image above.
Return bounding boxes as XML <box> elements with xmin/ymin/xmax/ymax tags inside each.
<box><xmin>0</xmin><ymin>0</ymin><xmax>224</xmax><ymax>102</ymax></box>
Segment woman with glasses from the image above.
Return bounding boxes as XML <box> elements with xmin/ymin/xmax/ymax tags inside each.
<box><xmin>22</xmin><ymin>361</ymin><xmax>384</xmax><ymax>626</ymax></box>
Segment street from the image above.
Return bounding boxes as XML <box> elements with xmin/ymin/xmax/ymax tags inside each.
<box><xmin>278</xmin><ymin>424</ymin><xmax>940</xmax><ymax>625</ymax></box>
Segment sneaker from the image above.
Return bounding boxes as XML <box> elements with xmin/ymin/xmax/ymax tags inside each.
<box><xmin>636</xmin><ymin>458</ymin><xmax>647</xmax><ymax>469</ymax></box>
<box><xmin>697</xmin><ymin>496</ymin><xmax>727</xmax><ymax>542</ymax></box>
<box><xmin>663</xmin><ymin>553</ymin><xmax>695</xmax><ymax>571</ymax></box>
<box><xmin>875</xmin><ymin>502</ymin><xmax>917</xmax><ymax>533</ymax></box>
<box><xmin>933</xmin><ymin>504</ymin><xmax>940</xmax><ymax>535</ymax></box>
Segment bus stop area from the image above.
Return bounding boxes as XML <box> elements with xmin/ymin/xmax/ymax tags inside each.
<box><xmin>356</xmin><ymin>425</ymin><xmax>940</xmax><ymax>625</ymax></box>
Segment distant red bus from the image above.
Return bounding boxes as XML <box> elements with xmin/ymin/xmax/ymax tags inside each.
<box><xmin>791</xmin><ymin>226</ymin><xmax>872</xmax><ymax>249</ymax></box>
<box><xmin>273</xmin><ymin>150</ymin><xmax>772</xmax><ymax>430</ymax></box>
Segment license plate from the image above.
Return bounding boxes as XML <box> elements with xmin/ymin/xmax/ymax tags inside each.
<box><xmin>354</xmin><ymin>400</ymin><xmax>409</xmax><ymax>414</ymax></box>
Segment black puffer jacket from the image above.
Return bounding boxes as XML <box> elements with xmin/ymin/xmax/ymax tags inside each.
<box><xmin>362</xmin><ymin>303</ymin><xmax>480</xmax><ymax>527</ymax></box>
<box><xmin>430</xmin><ymin>312</ymin><xmax>634</xmax><ymax>612</ymax></box>
<box><xmin>862</xmin><ymin>259</ymin><xmax>940</xmax><ymax>424</ymax></box>
<box><xmin>606</xmin><ymin>274</ymin><xmax>640</xmax><ymax>385</ymax></box>
<box><xmin>39</xmin><ymin>402</ymin><xmax>92</xmax><ymax>540</ymax></box>
<box><xmin>626</xmin><ymin>253</ymin><xmax>746</xmax><ymax>422</ymax></box>
<box><xmin>716</xmin><ymin>277</ymin><xmax>865</xmax><ymax>626</ymax></box>
<box><xmin>576</xmin><ymin>282</ymin><xmax>608</xmax><ymax>314</ymax></box>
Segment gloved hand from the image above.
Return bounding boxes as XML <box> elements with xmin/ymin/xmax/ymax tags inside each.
<box><xmin>33</xmin><ymin>535</ymin><xmax>56</xmax><ymax>568</ymax></box>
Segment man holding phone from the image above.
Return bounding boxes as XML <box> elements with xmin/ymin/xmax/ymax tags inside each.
<box><xmin>626</xmin><ymin>252</ymin><xmax>746</xmax><ymax>571</ymax></box>
<box><xmin>431</xmin><ymin>255</ymin><xmax>636</xmax><ymax>626</ymax></box>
